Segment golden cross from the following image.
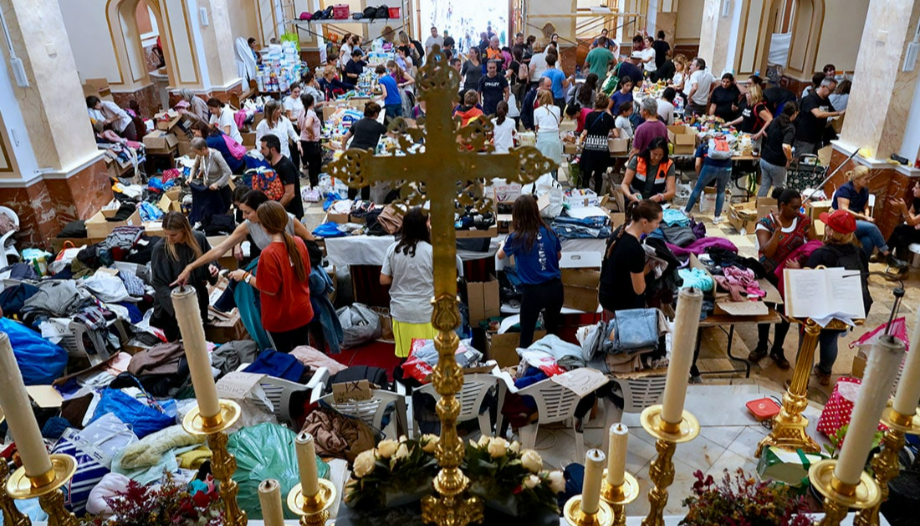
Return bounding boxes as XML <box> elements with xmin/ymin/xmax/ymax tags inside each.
<box><xmin>324</xmin><ymin>46</ymin><xmax>556</xmax><ymax>526</ymax></box>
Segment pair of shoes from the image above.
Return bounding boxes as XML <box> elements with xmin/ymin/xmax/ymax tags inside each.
<box><xmin>886</xmin><ymin>254</ymin><xmax>908</xmax><ymax>269</ymax></box>
<box><xmin>869</xmin><ymin>252</ymin><xmax>885</xmax><ymax>263</ymax></box>
<box><xmin>771</xmin><ymin>351</ymin><xmax>790</xmax><ymax>370</ymax></box>
<box><xmin>712</xmin><ymin>215</ymin><xmax>724</xmax><ymax>225</ymax></box>
<box><xmin>748</xmin><ymin>343</ymin><xmax>768</xmax><ymax>362</ymax></box>
<box><xmin>813</xmin><ymin>365</ymin><xmax>831</xmax><ymax>386</ymax></box>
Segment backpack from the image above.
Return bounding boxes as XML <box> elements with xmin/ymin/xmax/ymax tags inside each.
<box><xmin>363</xmin><ymin>6</ymin><xmax>377</xmax><ymax>19</ymax></box>
<box><xmin>299</xmin><ymin>11</ymin><xmax>312</xmax><ymax>20</ymax></box>
<box><xmin>826</xmin><ymin>245</ymin><xmax>873</xmax><ymax>315</ymax></box>
<box><xmin>250</xmin><ymin>168</ymin><xmax>284</xmax><ymax>200</ymax></box>
<box><xmin>707</xmin><ymin>136</ymin><xmax>732</xmax><ymax>160</ymax></box>
<box><xmin>376</xmin><ymin>5</ymin><xmax>389</xmax><ymax>19</ymax></box>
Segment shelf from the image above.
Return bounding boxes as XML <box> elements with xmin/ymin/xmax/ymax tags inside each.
<box><xmin>289</xmin><ymin>18</ymin><xmax>403</xmax><ymax>25</ymax></box>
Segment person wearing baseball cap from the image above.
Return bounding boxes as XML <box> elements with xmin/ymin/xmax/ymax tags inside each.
<box><xmin>805</xmin><ymin>208</ymin><xmax>872</xmax><ymax>385</ymax></box>
<box><xmin>615</xmin><ymin>50</ymin><xmax>644</xmax><ymax>89</ymax></box>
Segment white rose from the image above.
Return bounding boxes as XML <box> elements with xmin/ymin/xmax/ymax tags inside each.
<box><xmin>421</xmin><ymin>434</ymin><xmax>439</xmax><ymax>453</ymax></box>
<box><xmin>488</xmin><ymin>437</ymin><xmax>508</xmax><ymax>458</ymax></box>
<box><xmin>523</xmin><ymin>474</ymin><xmax>540</xmax><ymax>489</ymax></box>
<box><xmin>521</xmin><ymin>450</ymin><xmax>543</xmax><ymax>473</ymax></box>
<box><xmin>399</xmin><ymin>435</ymin><xmax>408</xmax><ymax>443</ymax></box>
<box><xmin>377</xmin><ymin>439</ymin><xmax>398</xmax><ymax>458</ymax></box>
<box><xmin>509</xmin><ymin>441</ymin><xmax>521</xmax><ymax>454</ymax></box>
<box><xmin>394</xmin><ymin>443</ymin><xmax>410</xmax><ymax>461</ymax></box>
<box><xmin>547</xmin><ymin>471</ymin><xmax>565</xmax><ymax>494</ymax></box>
<box><xmin>478</xmin><ymin>435</ymin><xmax>491</xmax><ymax>447</ymax></box>
<box><xmin>353</xmin><ymin>450</ymin><xmax>377</xmax><ymax>478</ymax></box>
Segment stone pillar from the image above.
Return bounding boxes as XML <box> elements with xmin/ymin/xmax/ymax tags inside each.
<box><xmin>828</xmin><ymin>0</ymin><xmax>920</xmax><ymax>240</ymax></box>
<box><xmin>0</xmin><ymin>0</ymin><xmax>109</xmax><ymax>247</ymax></box>
<box><xmin>697</xmin><ymin>0</ymin><xmax>743</xmax><ymax>76</ymax></box>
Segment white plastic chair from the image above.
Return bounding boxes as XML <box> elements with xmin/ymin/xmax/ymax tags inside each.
<box><xmin>61</xmin><ymin>319</ymin><xmax>129</xmax><ymax>366</ymax></box>
<box><xmin>231</xmin><ymin>365</ymin><xmax>330</xmax><ymax>426</ymax></box>
<box><xmin>413</xmin><ymin>366</ymin><xmax>499</xmax><ymax>438</ymax></box>
<box><xmin>601</xmin><ymin>375</ymin><xmax>667</xmax><ymax>452</ymax></box>
<box><xmin>494</xmin><ymin>370</ymin><xmax>588</xmax><ymax>460</ymax></box>
<box><xmin>317</xmin><ymin>387</ymin><xmax>409</xmax><ymax>439</ymax></box>
<box><xmin>0</xmin><ymin>206</ymin><xmax>20</xmax><ymax>268</ymax></box>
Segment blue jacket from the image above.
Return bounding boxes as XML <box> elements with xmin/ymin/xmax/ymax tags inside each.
<box><xmin>309</xmin><ymin>267</ymin><xmax>343</xmax><ymax>354</ymax></box>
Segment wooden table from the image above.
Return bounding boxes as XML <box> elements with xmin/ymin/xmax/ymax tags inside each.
<box><xmin>691</xmin><ymin>308</ymin><xmax>783</xmax><ymax>379</ymax></box>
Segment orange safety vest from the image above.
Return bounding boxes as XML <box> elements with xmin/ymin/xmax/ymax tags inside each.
<box><xmin>632</xmin><ymin>157</ymin><xmax>673</xmax><ymax>197</ymax></box>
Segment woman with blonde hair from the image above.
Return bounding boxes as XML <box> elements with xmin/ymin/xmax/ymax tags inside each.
<box><xmin>669</xmin><ymin>54</ymin><xmax>688</xmax><ymax>94</ymax></box>
<box><xmin>533</xmin><ymin>89</ymin><xmax>563</xmax><ymax>174</ymax></box>
<box><xmin>728</xmin><ymin>82</ymin><xmax>772</xmax><ymax>144</ymax></box>
<box><xmin>151</xmin><ymin>212</ymin><xmax>216</xmax><ymax>341</ymax></box>
<box><xmin>228</xmin><ymin>201</ymin><xmax>313</xmax><ymax>353</ymax></box>
<box><xmin>256</xmin><ymin>99</ymin><xmax>301</xmax><ymax>164</ymax></box>
<box><xmin>832</xmin><ymin>166</ymin><xmax>907</xmax><ymax>268</ymax></box>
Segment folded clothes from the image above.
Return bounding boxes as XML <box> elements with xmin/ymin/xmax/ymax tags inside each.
<box><xmin>678</xmin><ymin>267</ymin><xmax>714</xmax><ymax>292</ymax></box>
<box><xmin>714</xmin><ymin>266</ymin><xmax>765</xmax><ymax>301</ymax></box>
<box><xmin>662</xmin><ymin>208</ymin><xmax>690</xmax><ymax>227</ymax></box>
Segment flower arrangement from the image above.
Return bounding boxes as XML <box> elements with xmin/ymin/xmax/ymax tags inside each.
<box><xmin>681</xmin><ymin>469</ymin><xmax>812</xmax><ymax>526</ymax></box>
<box><xmin>463</xmin><ymin>436</ymin><xmax>565</xmax><ymax>516</ymax></box>
<box><xmin>345</xmin><ymin>435</ymin><xmax>441</xmax><ymax>509</ymax></box>
<box><xmin>90</xmin><ymin>473</ymin><xmax>223</xmax><ymax>526</ymax></box>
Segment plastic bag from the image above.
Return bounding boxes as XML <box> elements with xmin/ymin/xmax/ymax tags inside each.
<box><xmin>337</xmin><ymin>303</ymin><xmax>382</xmax><ymax>349</ymax></box>
<box><xmin>0</xmin><ymin>317</ymin><xmax>67</xmax><ymax>385</ymax></box>
<box><xmin>402</xmin><ymin>339</ymin><xmax>483</xmax><ymax>383</ymax></box>
<box><xmin>51</xmin><ymin>428</ymin><xmax>112</xmax><ymax>514</ymax></box>
<box><xmin>318</xmin><ymin>174</ymin><xmax>348</xmax><ymax>200</ymax></box>
<box><xmin>227</xmin><ymin>423</ymin><xmax>329</xmax><ymax>520</ymax></box>
<box><xmin>69</xmin><ymin>412</ymin><xmax>139</xmax><ymax>468</ymax></box>
<box><xmin>517</xmin><ymin>349</ymin><xmax>566</xmax><ymax>377</ymax></box>
<box><xmin>849</xmin><ymin>317</ymin><xmax>910</xmax><ymax>353</ymax></box>
<box><xmin>89</xmin><ymin>388</ymin><xmax>177</xmax><ymax>439</ymax></box>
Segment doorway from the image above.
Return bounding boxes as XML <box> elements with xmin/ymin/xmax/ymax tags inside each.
<box><xmin>418</xmin><ymin>0</ymin><xmax>510</xmax><ymax>51</ymax></box>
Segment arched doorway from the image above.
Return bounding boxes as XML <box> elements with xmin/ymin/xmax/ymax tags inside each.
<box><xmin>756</xmin><ymin>0</ymin><xmax>824</xmax><ymax>80</ymax></box>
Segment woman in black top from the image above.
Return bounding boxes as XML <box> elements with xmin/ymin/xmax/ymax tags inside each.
<box><xmin>757</xmin><ymin>103</ymin><xmax>797</xmax><ymax>197</ymax></box>
<box><xmin>579</xmin><ymin>94</ymin><xmax>616</xmax><ymax>194</ymax></box>
<box><xmin>599</xmin><ymin>200</ymin><xmax>663</xmax><ymax>316</ymax></box>
<box><xmin>342</xmin><ymin>102</ymin><xmax>389</xmax><ymax>199</ymax></box>
<box><xmin>708</xmin><ymin>73</ymin><xmax>741</xmax><ymax>121</ymax></box>
<box><xmin>461</xmin><ymin>48</ymin><xmax>484</xmax><ymax>95</ymax></box>
<box><xmin>887</xmin><ymin>182</ymin><xmax>920</xmax><ymax>264</ymax></box>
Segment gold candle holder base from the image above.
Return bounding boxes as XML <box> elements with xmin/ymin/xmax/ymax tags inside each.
<box><xmin>852</xmin><ymin>404</ymin><xmax>920</xmax><ymax>526</ymax></box>
<box><xmin>600</xmin><ymin>471</ymin><xmax>639</xmax><ymax>526</ymax></box>
<box><xmin>0</xmin><ymin>421</ymin><xmax>31</xmax><ymax>526</ymax></box>
<box><xmin>182</xmin><ymin>400</ymin><xmax>247</xmax><ymax>526</ymax></box>
<box><xmin>639</xmin><ymin>405</ymin><xmax>700</xmax><ymax>526</ymax></box>
<box><xmin>6</xmin><ymin>454</ymin><xmax>79</xmax><ymax>526</ymax></box>
<box><xmin>563</xmin><ymin>496</ymin><xmax>614</xmax><ymax>526</ymax></box>
<box><xmin>808</xmin><ymin>459</ymin><xmax>880</xmax><ymax>526</ymax></box>
<box><xmin>287</xmin><ymin>478</ymin><xmax>337</xmax><ymax>526</ymax></box>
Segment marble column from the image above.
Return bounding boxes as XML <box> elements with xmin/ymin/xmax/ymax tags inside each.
<box><xmin>0</xmin><ymin>0</ymin><xmax>109</xmax><ymax>246</ymax></box>
<box><xmin>696</xmin><ymin>0</ymin><xmax>743</xmax><ymax>76</ymax></box>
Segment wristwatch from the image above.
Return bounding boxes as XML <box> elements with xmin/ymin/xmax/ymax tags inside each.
<box><xmin>244</xmin><ymin>273</ymin><xmax>253</xmax><ymax>284</ymax></box>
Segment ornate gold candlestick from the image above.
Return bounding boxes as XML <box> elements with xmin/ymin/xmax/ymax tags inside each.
<box><xmin>808</xmin><ymin>459</ymin><xmax>880</xmax><ymax>526</ymax></box>
<box><xmin>639</xmin><ymin>405</ymin><xmax>700</xmax><ymax>526</ymax></box>
<box><xmin>600</xmin><ymin>471</ymin><xmax>639</xmax><ymax>526</ymax></box>
<box><xmin>564</xmin><ymin>495</ymin><xmax>614</xmax><ymax>526</ymax></box>
<box><xmin>182</xmin><ymin>399</ymin><xmax>247</xmax><ymax>526</ymax></box>
<box><xmin>1</xmin><ymin>412</ymin><xmax>31</xmax><ymax>526</ymax></box>
<box><xmin>5</xmin><ymin>453</ymin><xmax>78</xmax><ymax>526</ymax></box>
<box><xmin>852</xmin><ymin>404</ymin><xmax>920</xmax><ymax>526</ymax></box>
<box><xmin>287</xmin><ymin>478</ymin><xmax>337</xmax><ymax>525</ymax></box>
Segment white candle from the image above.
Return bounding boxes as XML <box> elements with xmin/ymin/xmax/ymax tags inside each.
<box><xmin>258</xmin><ymin>479</ymin><xmax>285</xmax><ymax>526</ymax></box>
<box><xmin>606</xmin><ymin>424</ymin><xmax>629</xmax><ymax>487</ymax></box>
<box><xmin>171</xmin><ymin>287</ymin><xmax>221</xmax><ymax>419</ymax></box>
<box><xmin>581</xmin><ymin>448</ymin><xmax>606</xmax><ymax>514</ymax></box>
<box><xmin>893</xmin><ymin>308</ymin><xmax>920</xmax><ymax>416</ymax></box>
<box><xmin>296</xmin><ymin>431</ymin><xmax>320</xmax><ymax>497</ymax></box>
<box><xmin>835</xmin><ymin>336</ymin><xmax>904</xmax><ymax>486</ymax></box>
<box><xmin>0</xmin><ymin>332</ymin><xmax>52</xmax><ymax>478</ymax></box>
<box><xmin>661</xmin><ymin>288</ymin><xmax>703</xmax><ymax>424</ymax></box>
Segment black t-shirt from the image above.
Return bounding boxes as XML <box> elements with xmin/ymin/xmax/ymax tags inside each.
<box><xmin>763</xmin><ymin>87</ymin><xmax>796</xmax><ymax>114</ymax></box>
<box><xmin>796</xmin><ymin>92</ymin><xmax>834</xmax><ymax>144</ymax></box>
<box><xmin>582</xmin><ymin>111</ymin><xmax>616</xmax><ymax>156</ymax></box>
<box><xmin>654</xmin><ymin>60</ymin><xmax>675</xmax><ymax>82</ymax></box>
<box><xmin>461</xmin><ymin>60</ymin><xmax>484</xmax><ymax>91</ymax></box>
<box><xmin>599</xmin><ymin>231</ymin><xmax>646</xmax><ymax>312</ymax></box>
<box><xmin>616</xmin><ymin>61</ymin><xmax>644</xmax><ymax>86</ymax></box>
<box><xmin>761</xmin><ymin>119</ymin><xmax>795</xmax><ymax>167</ymax></box>
<box><xmin>273</xmin><ymin>156</ymin><xmax>304</xmax><ymax>219</ymax></box>
<box><xmin>349</xmin><ymin>117</ymin><xmax>388</xmax><ymax>151</ymax></box>
<box><xmin>343</xmin><ymin>59</ymin><xmax>366</xmax><ymax>86</ymax></box>
<box><xmin>478</xmin><ymin>74</ymin><xmax>508</xmax><ymax>115</ymax></box>
<box><xmin>738</xmin><ymin>100</ymin><xmax>767</xmax><ymax>133</ymax></box>
<box><xmin>709</xmin><ymin>86</ymin><xmax>741</xmax><ymax>121</ymax></box>
<box><xmin>652</xmin><ymin>40</ymin><xmax>670</xmax><ymax>69</ymax></box>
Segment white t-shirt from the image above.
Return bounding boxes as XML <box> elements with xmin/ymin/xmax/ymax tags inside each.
<box><xmin>382</xmin><ymin>241</ymin><xmax>435</xmax><ymax>323</ymax></box>
<box><xmin>256</xmin><ymin>118</ymin><xmax>298</xmax><ymax>159</ymax></box>
<box><xmin>283</xmin><ymin>95</ymin><xmax>305</xmax><ymax>122</ymax></box>
<box><xmin>641</xmin><ymin>48</ymin><xmax>657</xmax><ymax>72</ymax></box>
<box><xmin>688</xmin><ymin>69</ymin><xmax>715</xmax><ymax>106</ymax></box>
<box><xmin>492</xmin><ymin>117</ymin><xmax>517</xmax><ymax>154</ymax></box>
<box><xmin>529</xmin><ymin>53</ymin><xmax>548</xmax><ymax>82</ymax></box>
<box><xmin>672</xmin><ymin>71</ymin><xmax>685</xmax><ymax>90</ymax></box>
<box><xmin>210</xmin><ymin>107</ymin><xmax>242</xmax><ymax>144</ymax></box>
<box><xmin>424</xmin><ymin>35</ymin><xmax>444</xmax><ymax>53</ymax></box>
<box><xmin>339</xmin><ymin>44</ymin><xmax>352</xmax><ymax>69</ymax></box>
<box><xmin>99</xmin><ymin>101</ymin><xmax>132</xmax><ymax>133</ymax></box>
<box><xmin>534</xmin><ymin>105</ymin><xmax>560</xmax><ymax>132</ymax></box>
<box><xmin>615</xmin><ymin>115</ymin><xmax>634</xmax><ymax>139</ymax></box>
<box><xmin>657</xmin><ymin>100</ymin><xmax>675</xmax><ymax>125</ymax></box>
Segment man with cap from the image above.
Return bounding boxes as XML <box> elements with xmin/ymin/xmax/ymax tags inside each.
<box><xmin>617</xmin><ymin>52</ymin><xmax>644</xmax><ymax>89</ymax></box>
<box><xmin>805</xmin><ymin>209</ymin><xmax>871</xmax><ymax>385</ymax></box>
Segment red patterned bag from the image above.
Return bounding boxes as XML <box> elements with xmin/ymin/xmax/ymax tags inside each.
<box><xmin>817</xmin><ymin>377</ymin><xmax>886</xmax><ymax>440</ymax></box>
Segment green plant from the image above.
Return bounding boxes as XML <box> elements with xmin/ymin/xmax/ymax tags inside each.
<box><xmin>822</xmin><ymin>424</ymin><xmax>885</xmax><ymax>459</ymax></box>
<box><xmin>89</xmin><ymin>472</ymin><xmax>222</xmax><ymax>526</ymax></box>
<box><xmin>681</xmin><ymin>468</ymin><xmax>812</xmax><ymax>526</ymax></box>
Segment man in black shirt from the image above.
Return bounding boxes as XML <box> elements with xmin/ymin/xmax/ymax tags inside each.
<box><xmin>478</xmin><ymin>60</ymin><xmax>509</xmax><ymax>115</ymax></box>
<box><xmin>341</xmin><ymin>103</ymin><xmax>389</xmax><ymax>199</ymax></box>
<box><xmin>342</xmin><ymin>49</ymin><xmax>366</xmax><ymax>88</ymax></box>
<box><xmin>794</xmin><ymin>78</ymin><xmax>843</xmax><ymax>154</ymax></box>
<box><xmin>652</xmin><ymin>31</ymin><xmax>670</xmax><ymax>70</ymax></box>
<box><xmin>260</xmin><ymin>134</ymin><xmax>304</xmax><ymax>219</ymax></box>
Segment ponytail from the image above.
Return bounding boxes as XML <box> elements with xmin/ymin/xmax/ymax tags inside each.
<box><xmin>605</xmin><ymin>200</ymin><xmax>663</xmax><ymax>258</ymax></box>
<box><xmin>495</xmin><ymin>100</ymin><xmax>508</xmax><ymax>125</ymax></box>
<box><xmin>256</xmin><ymin>201</ymin><xmax>308</xmax><ymax>282</ymax></box>
<box><xmin>776</xmin><ymin>102</ymin><xmax>797</xmax><ymax>129</ymax></box>
<box><xmin>282</xmin><ymin>231</ymin><xmax>308</xmax><ymax>282</ymax></box>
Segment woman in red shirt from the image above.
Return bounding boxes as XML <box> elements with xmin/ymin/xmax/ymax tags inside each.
<box><xmin>228</xmin><ymin>201</ymin><xmax>313</xmax><ymax>352</ymax></box>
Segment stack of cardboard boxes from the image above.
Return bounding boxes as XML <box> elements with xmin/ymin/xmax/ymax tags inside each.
<box><xmin>143</xmin><ymin>110</ymin><xmax>194</xmax><ymax>156</ymax></box>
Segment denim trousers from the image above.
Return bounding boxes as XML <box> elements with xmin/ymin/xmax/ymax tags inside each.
<box><xmin>758</xmin><ymin>159</ymin><xmax>787</xmax><ymax>197</ymax></box>
<box><xmin>817</xmin><ymin>330</ymin><xmax>846</xmax><ymax>374</ymax></box>
<box><xmin>685</xmin><ymin>165</ymin><xmax>732</xmax><ymax>217</ymax></box>
<box><xmin>855</xmin><ymin>220</ymin><xmax>889</xmax><ymax>257</ymax></box>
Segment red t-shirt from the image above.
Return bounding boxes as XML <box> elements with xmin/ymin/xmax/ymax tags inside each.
<box><xmin>256</xmin><ymin>238</ymin><xmax>313</xmax><ymax>332</ymax></box>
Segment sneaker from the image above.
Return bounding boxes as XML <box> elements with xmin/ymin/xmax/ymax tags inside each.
<box><xmin>748</xmin><ymin>343</ymin><xmax>768</xmax><ymax>362</ymax></box>
<box><xmin>771</xmin><ymin>351</ymin><xmax>790</xmax><ymax>370</ymax></box>
<box><xmin>887</xmin><ymin>254</ymin><xmax>908</xmax><ymax>269</ymax></box>
<box><xmin>712</xmin><ymin>215</ymin><xmax>724</xmax><ymax>225</ymax></box>
<box><xmin>813</xmin><ymin>365</ymin><xmax>831</xmax><ymax>386</ymax></box>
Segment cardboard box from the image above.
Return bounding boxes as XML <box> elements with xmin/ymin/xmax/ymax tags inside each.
<box><xmin>143</xmin><ymin>222</ymin><xmax>164</xmax><ymax>237</ymax></box>
<box><xmin>852</xmin><ymin>351</ymin><xmax>866</xmax><ymax>379</ymax></box>
<box><xmin>155</xmin><ymin>110</ymin><xmax>182</xmax><ymax>131</ymax></box>
<box><xmin>177</xmin><ymin>135</ymin><xmax>193</xmax><ymax>157</ymax></box>
<box><xmin>157</xmin><ymin>192</ymin><xmax>181</xmax><ymax>213</ymax></box>
<box><xmin>563</xmin><ymin>142</ymin><xmax>580</xmax><ymax>155</ymax></box>
<box><xmin>346</xmin><ymin>97</ymin><xmax>371</xmax><ymax>110</ymax></box>
<box><xmin>456</xmin><ymin>225</ymin><xmax>498</xmax><ymax>238</ymax></box>
<box><xmin>728</xmin><ymin>201</ymin><xmax>760</xmax><ymax>234</ymax></box>
<box><xmin>143</xmin><ymin>131</ymin><xmax>179</xmax><ymax>152</ymax></box>
<box><xmin>561</xmin><ymin>268</ymin><xmax>600</xmax><ymax>312</ymax></box>
<box><xmin>485</xmin><ymin>330</ymin><xmax>547</xmax><ymax>368</ymax></box>
<box><xmin>608</xmin><ymin>137</ymin><xmax>629</xmax><ymax>153</ymax></box>
<box><xmin>241</xmin><ymin>132</ymin><xmax>257</xmax><ymax>147</ymax></box>
<box><xmin>205</xmin><ymin>309</ymin><xmax>248</xmax><ymax>343</ymax></box>
<box><xmin>83</xmin><ymin>78</ymin><xmax>112</xmax><ymax>101</ymax></box>
<box><xmin>667</xmin><ymin>125</ymin><xmax>696</xmax><ymax>155</ymax></box>
<box><xmin>467</xmin><ymin>275</ymin><xmax>500</xmax><ymax>326</ymax></box>
<box><xmin>206</xmin><ymin>235</ymin><xmax>238</xmax><ymax>270</ymax></box>
<box><xmin>85</xmin><ymin>208</ymin><xmax>142</xmax><ymax>239</ymax></box>
<box><xmin>806</xmin><ymin>199</ymin><xmax>832</xmax><ymax>222</ymax></box>
<box><xmin>564</xmin><ymin>189</ymin><xmax>600</xmax><ymax>208</ymax></box>
<box><xmin>326</xmin><ymin>212</ymin><xmax>350</xmax><ymax>224</ymax></box>
<box><xmin>493</xmin><ymin>182</ymin><xmax>522</xmax><ymax>203</ymax></box>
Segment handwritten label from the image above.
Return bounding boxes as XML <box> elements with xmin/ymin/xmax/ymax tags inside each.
<box><xmin>332</xmin><ymin>380</ymin><xmax>372</xmax><ymax>403</ymax></box>
<box><xmin>216</xmin><ymin>372</ymin><xmax>263</xmax><ymax>400</ymax></box>
<box><xmin>551</xmin><ymin>368</ymin><xmax>609</xmax><ymax>397</ymax></box>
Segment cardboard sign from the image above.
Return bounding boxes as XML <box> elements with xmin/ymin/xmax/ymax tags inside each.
<box><xmin>332</xmin><ymin>380</ymin><xmax>372</xmax><ymax>403</ymax></box>
<box><xmin>551</xmin><ymin>368</ymin><xmax>609</xmax><ymax>397</ymax></box>
<box><xmin>26</xmin><ymin>386</ymin><xmax>64</xmax><ymax>408</ymax></box>
<box><xmin>216</xmin><ymin>372</ymin><xmax>264</xmax><ymax>400</ymax></box>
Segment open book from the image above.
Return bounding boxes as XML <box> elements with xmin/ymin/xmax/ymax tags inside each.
<box><xmin>783</xmin><ymin>268</ymin><xmax>866</xmax><ymax>324</ymax></box>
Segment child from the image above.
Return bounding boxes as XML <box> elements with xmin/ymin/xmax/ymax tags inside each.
<box><xmin>453</xmin><ymin>90</ymin><xmax>484</xmax><ymax>127</ymax></box>
<box><xmin>614</xmin><ymin>101</ymin><xmax>634</xmax><ymax>139</ymax></box>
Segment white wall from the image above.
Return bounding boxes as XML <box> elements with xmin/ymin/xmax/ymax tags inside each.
<box><xmin>58</xmin><ymin>0</ymin><xmax>122</xmax><ymax>84</ymax></box>
<box><xmin>0</xmin><ymin>49</ymin><xmax>42</xmax><ymax>184</ymax></box>
<box><xmin>815</xmin><ymin>0</ymin><xmax>870</xmax><ymax>73</ymax></box>
<box><xmin>675</xmin><ymin>0</ymin><xmax>703</xmax><ymax>43</ymax></box>
<box><xmin>226</xmin><ymin>0</ymin><xmax>260</xmax><ymax>44</ymax></box>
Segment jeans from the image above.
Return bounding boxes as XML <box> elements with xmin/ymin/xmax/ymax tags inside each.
<box><xmin>758</xmin><ymin>159</ymin><xmax>787</xmax><ymax>197</ymax></box>
<box><xmin>519</xmin><ymin>278</ymin><xmax>564</xmax><ymax>348</ymax></box>
<box><xmin>684</xmin><ymin>164</ymin><xmax>732</xmax><ymax>217</ymax></box>
<box><xmin>855</xmin><ymin>220</ymin><xmax>889</xmax><ymax>257</ymax></box>
<box><xmin>816</xmin><ymin>329</ymin><xmax>846</xmax><ymax>374</ymax></box>
<box><xmin>300</xmin><ymin>140</ymin><xmax>322</xmax><ymax>187</ymax></box>
<box><xmin>384</xmin><ymin>103</ymin><xmax>402</xmax><ymax>122</ymax></box>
